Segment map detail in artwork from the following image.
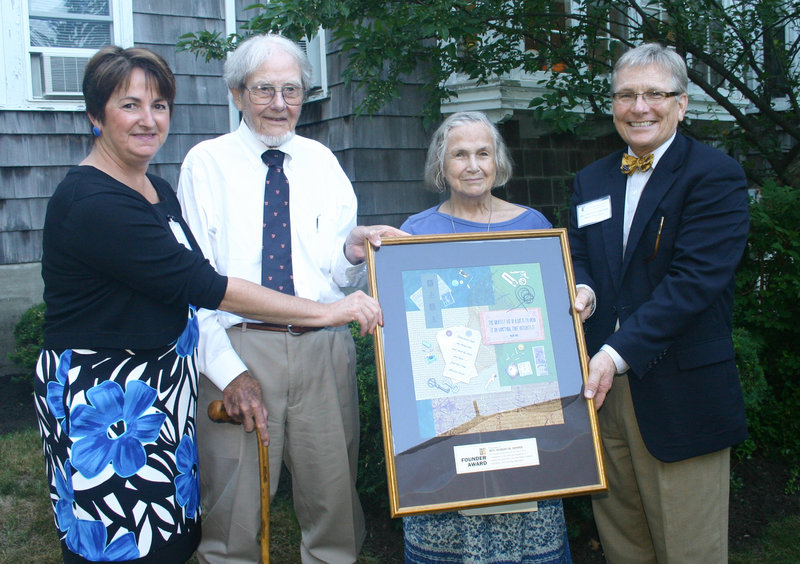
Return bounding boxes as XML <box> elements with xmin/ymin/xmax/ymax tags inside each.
<box><xmin>430</xmin><ymin>382</ymin><xmax>564</xmax><ymax>436</ymax></box>
<box><xmin>401</xmin><ymin>263</ymin><xmax>563</xmax><ymax>439</ymax></box>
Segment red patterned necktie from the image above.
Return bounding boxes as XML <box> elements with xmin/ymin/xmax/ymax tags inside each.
<box><xmin>620</xmin><ymin>153</ymin><xmax>654</xmax><ymax>175</ymax></box>
<box><xmin>261</xmin><ymin>150</ymin><xmax>294</xmax><ymax>295</ymax></box>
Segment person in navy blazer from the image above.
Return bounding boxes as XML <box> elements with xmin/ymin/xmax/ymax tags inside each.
<box><xmin>569</xmin><ymin>43</ymin><xmax>749</xmax><ymax>563</ymax></box>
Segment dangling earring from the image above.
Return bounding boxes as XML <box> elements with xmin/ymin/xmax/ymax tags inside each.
<box><xmin>92</xmin><ymin>125</ymin><xmax>101</xmax><ymax>137</ymax></box>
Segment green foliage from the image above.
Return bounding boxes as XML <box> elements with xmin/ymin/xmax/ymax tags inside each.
<box><xmin>351</xmin><ymin>324</ymin><xmax>391</xmax><ymax>517</ymax></box>
<box><xmin>181</xmin><ymin>0</ymin><xmax>800</xmax><ymax>186</ymax></box>
<box><xmin>176</xmin><ymin>29</ymin><xmax>238</xmax><ymax>63</ymax></box>
<box><xmin>732</xmin><ymin>328</ymin><xmax>768</xmax><ymax>461</ymax></box>
<box><xmin>734</xmin><ymin>182</ymin><xmax>800</xmax><ymax>395</ymax></box>
<box><xmin>9</xmin><ymin>302</ymin><xmax>45</xmax><ymax>372</ymax></box>
<box><xmin>786</xmin><ymin>465</ymin><xmax>800</xmax><ymax>496</ymax></box>
<box><xmin>734</xmin><ymin>182</ymin><xmax>800</xmax><ymax>465</ymax></box>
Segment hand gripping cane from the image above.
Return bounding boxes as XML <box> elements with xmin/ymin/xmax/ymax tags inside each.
<box><xmin>207</xmin><ymin>400</ymin><xmax>270</xmax><ymax>563</ymax></box>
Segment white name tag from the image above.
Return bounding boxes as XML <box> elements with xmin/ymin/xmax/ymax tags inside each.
<box><xmin>168</xmin><ymin>217</ymin><xmax>193</xmax><ymax>250</ymax></box>
<box><xmin>576</xmin><ymin>195</ymin><xmax>612</xmax><ymax>228</ymax></box>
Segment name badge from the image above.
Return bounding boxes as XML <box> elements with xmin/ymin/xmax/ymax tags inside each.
<box><xmin>576</xmin><ymin>195</ymin><xmax>612</xmax><ymax>228</ymax></box>
<box><xmin>168</xmin><ymin>217</ymin><xmax>193</xmax><ymax>250</ymax></box>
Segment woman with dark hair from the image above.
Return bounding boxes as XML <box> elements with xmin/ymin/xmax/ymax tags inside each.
<box><xmin>34</xmin><ymin>45</ymin><xmax>381</xmax><ymax>564</ymax></box>
<box><xmin>401</xmin><ymin>111</ymin><xmax>572</xmax><ymax>563</ymax></box>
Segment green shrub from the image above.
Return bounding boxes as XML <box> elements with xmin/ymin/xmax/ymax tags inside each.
<box><xmin>8</xmin><ymin>302</ymin><xmax>45</xmax><ymax>372</ymax></box>
<box><xmin>351</xmin><ymin>324</ymin><xmax>391</xmax><ymax>518</ymax></box>
<box><xmin>734</xmin><ymin>181</ymin><xmax>800</xmax><ymax>465</ymax></box>
<box><xmin>732</xmin><ymin>327</ymin><xmax>769</xmax><ymax>460</ymax></box>
<box><xmin>734</xmin><ymin>181</ymin><xmax>800</xmax><ymax>394</ymax></box>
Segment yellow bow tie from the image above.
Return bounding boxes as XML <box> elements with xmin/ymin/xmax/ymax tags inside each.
<box><xmin>621</xmin><ymin>153</ymin><xmax>654</xmax><ymax>175</ymax></box>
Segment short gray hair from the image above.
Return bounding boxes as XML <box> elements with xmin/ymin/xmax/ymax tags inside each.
<box><xmin>424</xmin><ymin>111</ymin><xmax>513</xmax><ymax>193</ymax></box>
<box><xmin>611</xmin><ymin>43</ymin><xmax>688</xmax><ymax>94</ymax></box>
<box><xmin>223</xmin><ymin>34</ymin><xmax>312</xmax><ymax>91</ymax></box>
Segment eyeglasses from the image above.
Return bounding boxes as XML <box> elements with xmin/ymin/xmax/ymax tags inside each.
<box><xmin>611</xmin><ymin>91</ymin><xmax>681</xmax><ymax>106</ymax></box>
<box><xmin>245</xmin><ymin>84</ymin><xmax>304</xmax><ymax>106</ymax></box>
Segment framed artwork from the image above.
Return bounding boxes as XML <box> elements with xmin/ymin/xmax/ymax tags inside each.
<box><xmin>366</xmin><ymin>229</ymin><xmax>606</xmax><ymax>517</ymax></box>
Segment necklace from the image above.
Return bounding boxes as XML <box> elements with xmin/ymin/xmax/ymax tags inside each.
<box><xmin>448</xmin><ymin>197</ymin><xmax>493</xmax><ymax>233</ymax></box>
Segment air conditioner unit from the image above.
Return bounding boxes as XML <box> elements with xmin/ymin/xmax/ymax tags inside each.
<box><xmin>42</xmin><ymin>54</ymin><xmax>90</xmax><ymax>97</ymax></box>
<box><xmin>298</xmin><ymin>38</ymin><xmax>323</xmax><ymax>90</ymax></box>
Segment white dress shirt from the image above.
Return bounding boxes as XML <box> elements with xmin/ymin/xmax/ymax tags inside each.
<box><xmin>598</xmin><ymin>133</ymin><xmax>676</xmax><ymax>374</ymax></box>
<box><xmin>177</xmin><ymin>120</ymin><xmax>365</xmax><ymax>390</ymax></box>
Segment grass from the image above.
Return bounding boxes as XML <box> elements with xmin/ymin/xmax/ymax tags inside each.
<box><xmin>729</xmin><ymin>515</ymin><xmax>800</xmax><ymax>564</ymax></box>
<box><xmin>0</xmin><ymin>429</ymin><xmax>61</xmax><ymax>564</ymax></box>
<box><xmin>267</xmin><ymin>492</ymin><xmax>302</xmax><ymax>562</ymax></box>
<box><xmin>0</xmin><ymin>429</ymin><xmax>386</xmax><ymax>564</ymax></box>
<box><xmin>2</xmin><ymin>427</ymin><xmax>796</xmax><ymax>564</ymax></box>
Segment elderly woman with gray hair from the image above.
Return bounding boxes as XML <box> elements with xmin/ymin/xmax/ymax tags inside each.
<box><xmin>401</xmin><ymin>111</ymin><xmax>572</xmax><ymax>563</ymax></box>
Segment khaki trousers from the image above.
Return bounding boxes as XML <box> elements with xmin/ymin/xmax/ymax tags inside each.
<box><xmin>592</xmin><ymin>374</ymin><xmax>730</xmax><ymax>564</ymax></box>
<box><xmin>197</xmin><ymin>326</ymin><xmax>365</xmax><ymax>564</ymax></box>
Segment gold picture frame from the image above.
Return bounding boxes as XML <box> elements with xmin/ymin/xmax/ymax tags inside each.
<box><xmin>366</xmin><ymin>229</ymin><xmax>606</xmax><ymax>517</ymax></box>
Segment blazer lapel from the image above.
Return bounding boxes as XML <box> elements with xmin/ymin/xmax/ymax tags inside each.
<box><xmin>621</xmin><ymin>133</ymin><xmax>688</xmax><ymax>277</ymax></box>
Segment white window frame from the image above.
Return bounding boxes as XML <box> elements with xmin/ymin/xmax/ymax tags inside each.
<box><xmin>0</xmin><ymin>0</ymin><xmax>133</xmax><ymax>111</ymax></box>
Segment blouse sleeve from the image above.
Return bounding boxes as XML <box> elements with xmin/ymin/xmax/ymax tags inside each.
<box><xmin>54</xmin><ymin>187</ymin><xmax>226</xmax><ymax>310</ymax></box>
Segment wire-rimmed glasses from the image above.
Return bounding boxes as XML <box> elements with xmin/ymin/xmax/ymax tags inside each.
<box><xmin>611</xmin><ymin>91</ymin><xmax>681</xmax><ymax>106</ymax></box>
<box><xmin>246</xmin><ymin>84</ymin><xmax>304</xmax><ymax>106</ymax></box>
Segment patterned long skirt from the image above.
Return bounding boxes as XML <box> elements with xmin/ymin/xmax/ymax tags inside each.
<box><xmin>33</xmin><ymin>312</ymin><xmax>202</xmax><ymax>563</ymax></box>
<box><xmin>404</xmin><ymin>499</ymin><xmax>572</xmax><ymax>564</ymax></box>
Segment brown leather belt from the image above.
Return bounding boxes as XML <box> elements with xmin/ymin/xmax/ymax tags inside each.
<box><xmin>233</xmin><ymin>322</ymin><xmax>321</xmax><ymax>336</ymax></box>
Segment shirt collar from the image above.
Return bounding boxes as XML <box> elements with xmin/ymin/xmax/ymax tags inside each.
<box><xmin>627</xmin><ymin>131</ymin><xmax>676</xmax><ymax>171</ymax></box>
<box><xmin>235</xmin><ymin>120</ymin><xmax>301</xmax><ymax>167</ymax></box>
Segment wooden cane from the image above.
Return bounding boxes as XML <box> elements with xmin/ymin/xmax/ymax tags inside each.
<box><xmin>207</xmin><ymin>400</ymin><xmax>270</xmax><ymax>563</ymax></box>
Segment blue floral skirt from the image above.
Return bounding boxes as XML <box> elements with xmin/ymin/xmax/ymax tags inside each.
<box><xmin>404</xmin><ymin>499</ymin><xmax>572</xmax><ymax>564</ymax></box>
<box><xmin>34</xmin><ymin>314</ymin><xmax>202</xmax><ymax>563</ymax></box>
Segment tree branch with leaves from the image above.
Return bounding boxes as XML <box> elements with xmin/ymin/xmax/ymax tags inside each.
<box><xmin>178</xmin><ymin>0</ymin><xmax>799</xmax><ymax>187</ymax></box>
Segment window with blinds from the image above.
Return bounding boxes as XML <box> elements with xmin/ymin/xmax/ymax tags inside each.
<box><xmin>28</xmin><ymin>0</ymin><xmax>114</xmax><ymax>97</ymax></box>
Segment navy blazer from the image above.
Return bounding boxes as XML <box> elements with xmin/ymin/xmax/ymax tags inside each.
<box><xmin>569</xmin><ymin>132</ymin><xmax>749</xmax><ymax>462</ymax></box>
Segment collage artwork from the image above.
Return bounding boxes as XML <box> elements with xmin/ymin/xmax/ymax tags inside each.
<box><xmin>402</xmin><ymin>262</ymin><xmax>564</xmax><ymax>444</ymax></box>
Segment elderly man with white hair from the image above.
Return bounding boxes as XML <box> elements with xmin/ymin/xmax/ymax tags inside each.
<box><xmin>178</xmin><ymin>33</ymin><xmax>402</xmax><ymax>564</ymax></box>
